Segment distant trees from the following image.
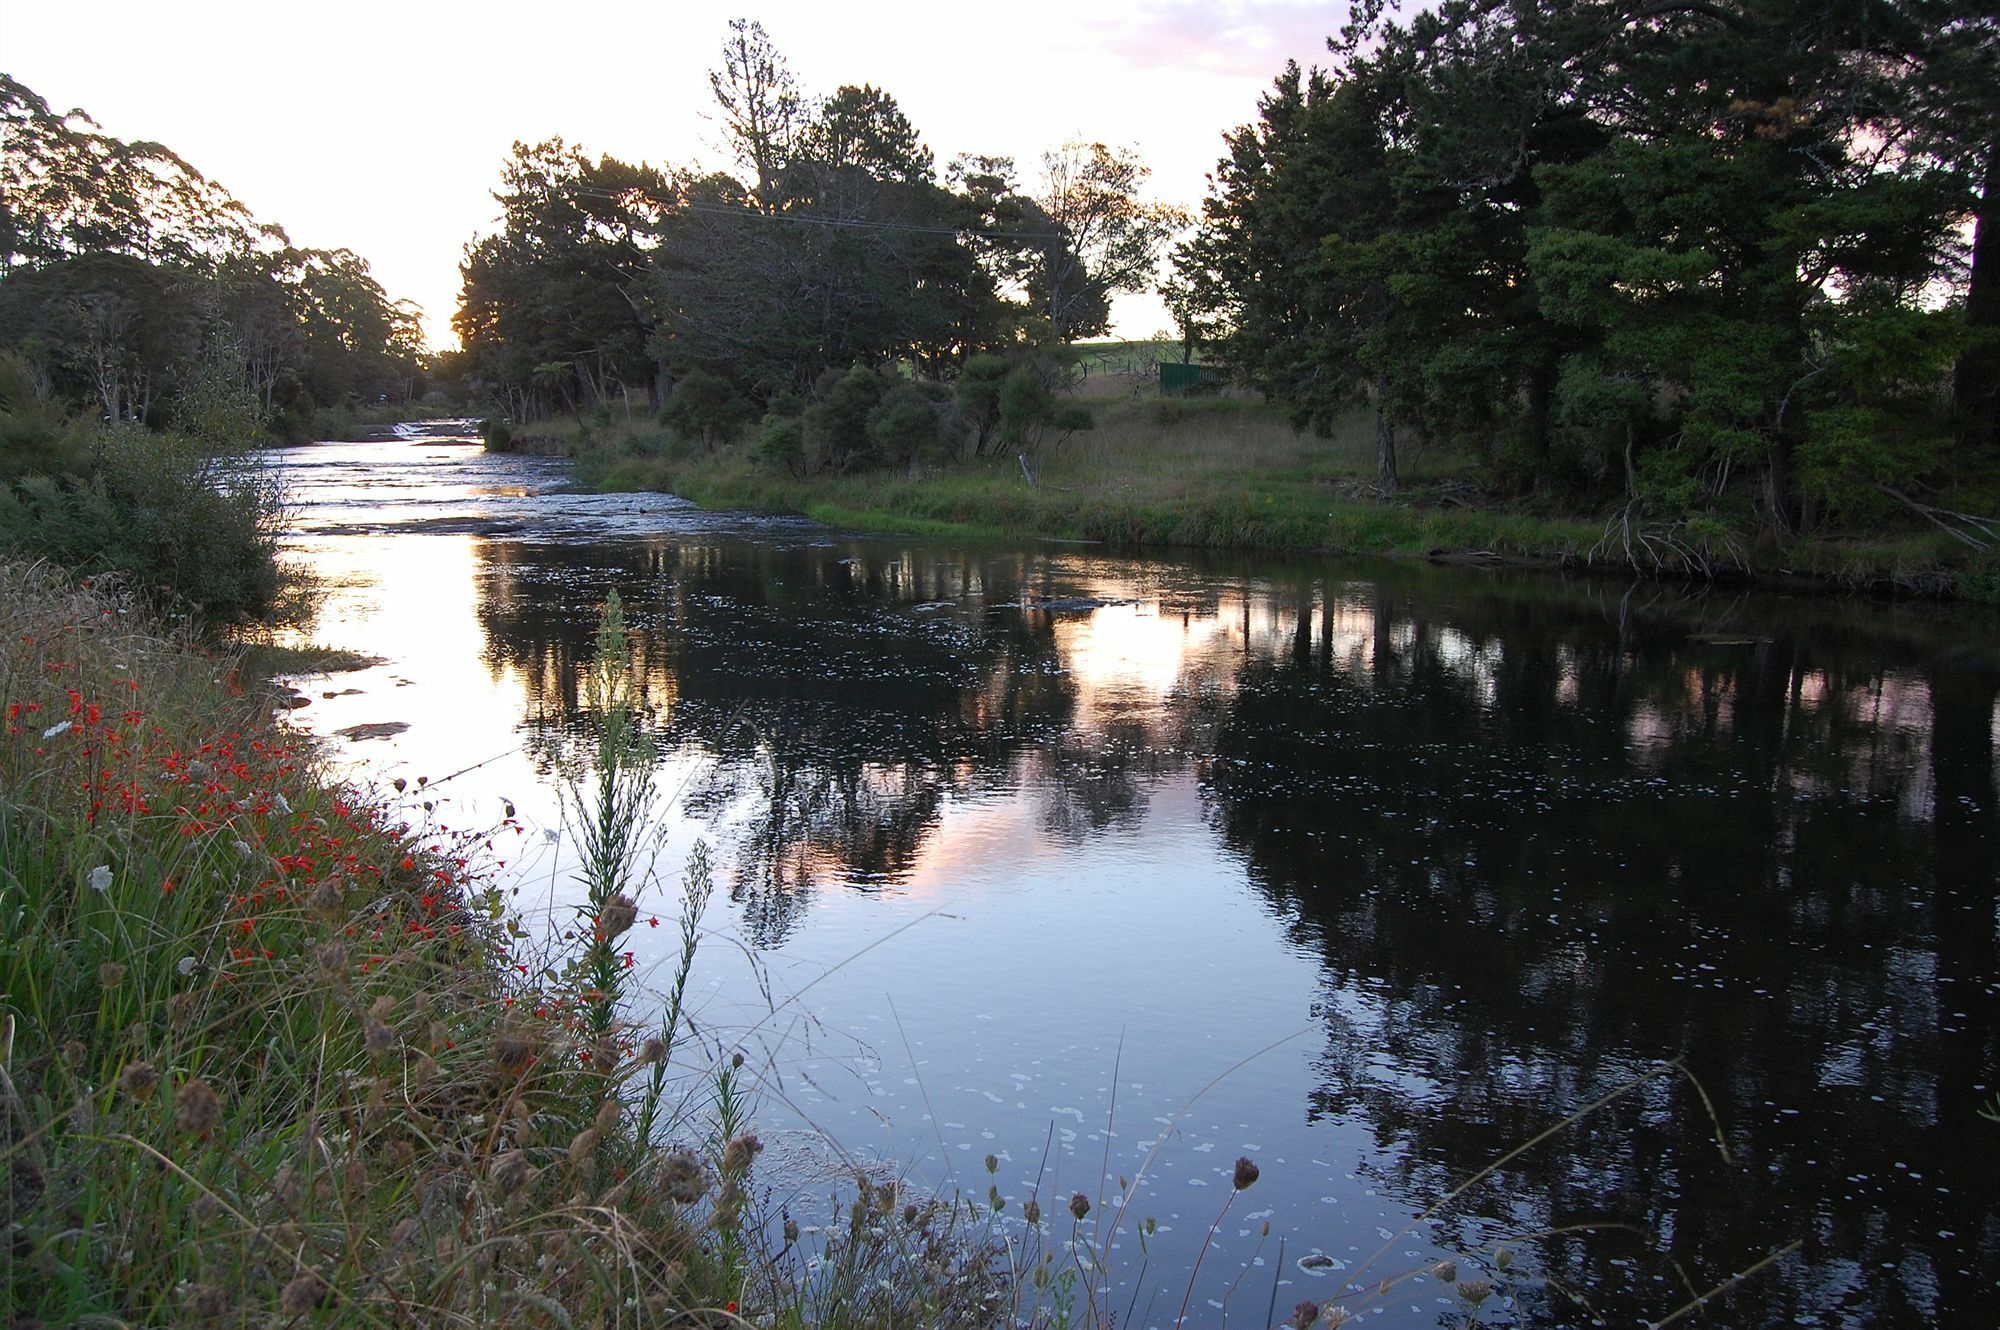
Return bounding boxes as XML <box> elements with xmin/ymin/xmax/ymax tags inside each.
<box><xmin>456</xmin><ymin>19</ymin><xmax>1180</xmax><ymax>471</ymax></box>
<box><xmin>1174</xmin><ymin>1</ymin><xmax>1999</xmax><ymax>536</ymax></box>
<box><xmin>0</xmin><ymin>74</ymin><xmax>424</xmax><ymax>438</ymax></box>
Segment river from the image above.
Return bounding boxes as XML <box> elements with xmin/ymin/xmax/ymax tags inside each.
<box><xmin>266</xmin><ymin>426</ymin><xmax>1998</xmax><ymax>1329</ymax></box>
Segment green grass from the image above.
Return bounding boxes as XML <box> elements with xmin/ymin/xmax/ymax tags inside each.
<box><xmin>531</xmin><ymin>394</ymin><xmax>2000</xmax><ymax>599</ymax></box>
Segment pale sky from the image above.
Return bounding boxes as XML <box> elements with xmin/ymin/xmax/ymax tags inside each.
<box><xmin>5</xmin><ymin>0</ymin><xmax>1351</xmax><ymax>348</ymax></box>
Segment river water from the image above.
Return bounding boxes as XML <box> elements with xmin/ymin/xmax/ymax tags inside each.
<box><xmin>267</xmin><ymin>428</ymin><xmax>1998</xmax><ymax>1329</ymax></box>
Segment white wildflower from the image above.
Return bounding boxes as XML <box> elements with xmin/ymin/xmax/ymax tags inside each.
<box><xmin>43</xmin><ymin>720</ymin><xmax>72</xmax><ymax>739</ymax></box>
<box><xmin>177</xmin><ymin>956</ymin><xmax>199</xmax><ymax>977</ymax></box>
<box><xmin>272</xmin><ymin>792</ymin><xmax>292</xmax><ymax>814</ymax></box>
<box><xmin>233</xmin><ymin>840</ymin><xmax>254</xmax><ymax>857</ymax></box>
<box><xmin>88</xmin><ymin>865</ymin><xmax>113</xmax><ymax>892</ymax></box>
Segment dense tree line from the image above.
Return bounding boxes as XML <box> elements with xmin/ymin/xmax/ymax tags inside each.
<box><xmin>456</xmin><ymin>20</ymin><xmax>1180</xmax><ymax>468</ymax></box>
<box><xmin>1172</xmin><ymin>0</ymin><xmax>1997</xmax><ymax>550</ymax></box>
<box><xmin>0</xmin><ymin>74</ymin><xmax>426</xmax><ymax>439</ymax></box>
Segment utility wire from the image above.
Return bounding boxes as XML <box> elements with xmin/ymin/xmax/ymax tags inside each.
<box><xmin>537</xmin><ymin>182</ymin><xmax>1066</xmax><ymax>243</ymax></box>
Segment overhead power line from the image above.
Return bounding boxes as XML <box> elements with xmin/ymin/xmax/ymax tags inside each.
<box><xmin>548</xmin><ymin>182</ymin><xmax>1066</xmax><ymax>244</ymax></box>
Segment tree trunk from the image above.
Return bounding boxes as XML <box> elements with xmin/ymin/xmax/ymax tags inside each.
<box><xmin>1375</xmin><ymin>408</ymin><xmax>1400</xmax><ymax>495</ymax></box>
<box><xmin>1954</xmin><ymin>133</ymin><xmax>1999</xmax><ymax>450</ymax></box>
<box><xmin>1525</xmin><ymin>355</ymin><xmax>1554</xmax><ymax>475</ymax></box>
<box><xmin>1765</xmin><ymin>435</ymin><xmax>1797</xmax><ymax>537</ymax></box>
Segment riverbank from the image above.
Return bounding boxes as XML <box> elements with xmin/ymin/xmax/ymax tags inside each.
<box><xmin>0</xmin><ymin>561</ymin><xmax>1003</xmax><ymax>1327</ymax></box>
<box><xmin>511</xmin><ymin>390</ymin><xmax>1998</xmax><ymax>603</ymax></box>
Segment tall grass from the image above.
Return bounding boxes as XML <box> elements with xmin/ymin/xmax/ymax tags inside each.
<box><xmin>0</xmin><ymin>564</ymin><xmax>1040</xmax><ymax>1328</ymax></box>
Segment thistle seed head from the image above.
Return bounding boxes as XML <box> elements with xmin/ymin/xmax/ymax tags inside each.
<box><xmin>173</xmin><ymin>1078</ymin><xmax>222</xmax><ymax>1137</ymax></box>
<box><xmin>277</xmin><ymin>1270</ymin><xmax>331</xmax><ymax>1315</ymax></box>
<box><xmin>720</xmin><ymin>1132</ymin><xmax>763</xmax><ymax>1175</ymax></box>
<box><xmin>1232</xmin><ymin>1155</ymin><xmax>1260</xmax><ymax>1190</ymax></box>
<box><xmin>118</xmin><ymin>1060</ymin><xmax>159</xmax><ymax>1103</ymax></box>
<box><xmin>598</xmin><ymin>893</ymin><xmax>638</xmax><ymax>939</ymax></box>
<box><xmin>659</xmin><ymin>1148</ymin><xmax>708</xmax><ymax>1204</ymax></box>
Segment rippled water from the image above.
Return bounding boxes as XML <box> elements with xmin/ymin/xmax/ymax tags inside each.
<box><xmin>268</xmin><ymin>430</ymin><xmax>1999</xmax><ymax>1329</ymax></box>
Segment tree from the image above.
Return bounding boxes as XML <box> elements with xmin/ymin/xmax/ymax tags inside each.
<box><xmin>456</xmin><ymin>139</ymin><xmax>673</xmax><ymax>419</ymax></box>
<box><xmin>1034</xmin><ymin>141</ymin><xmax>1184</xmax><ymax>342</ymax></box>
<box><xmin>708</xmin><ymin>18</ymin><xmax>808</xmax><ymax>211</ymax></box>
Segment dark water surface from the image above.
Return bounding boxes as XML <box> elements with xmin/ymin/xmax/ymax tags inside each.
<box><xmin>270</xmin><ymin>432</ymin><xmax>1999</xmax><ymax>1328</ymax></box>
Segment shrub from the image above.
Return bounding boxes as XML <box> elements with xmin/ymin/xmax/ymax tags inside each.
<box><xmin>868</xmin><ymin>380</ymin><xmax>963</xmax><ymax>468</ymax></box>
<box><xmin>0</xmin><ymin>426</ymin><xmax>282</xmax><ymax>625</ymax></box>
<box><xmin>660</xmin><ymin>370</ymin><xmax>752</xmax><ymax>451</ymax></box>
<box><xmin>802</xmin><ymin>364</ymin><xmax>891</xmax><ymax>473</ymax></box>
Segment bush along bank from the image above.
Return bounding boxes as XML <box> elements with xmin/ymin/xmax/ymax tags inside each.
<box><xmin>515</xmin><ymin>395</ymin><xmax>2000</xmax><ymax>602</ymax></box>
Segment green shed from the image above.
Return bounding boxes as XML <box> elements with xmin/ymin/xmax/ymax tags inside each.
<box><xmin>1158</xmin><ymin>361</ymin><xmax>1226</xmax><ymax>398</ymax></box>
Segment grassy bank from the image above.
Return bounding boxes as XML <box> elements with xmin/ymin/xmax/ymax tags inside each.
<box><xmin>526</xmin><ymin>384</ymin><xmax>1995</xmax><ymax>601</ymax></box>
<box><xmin>0</xmin><ymin>564</ymin><xmax>1027</xmax><ymax>1328</ymax></box>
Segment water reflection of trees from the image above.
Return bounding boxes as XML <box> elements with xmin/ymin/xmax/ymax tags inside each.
<box><xmin>474</xmin><ymin>538</ymin><xmax>1114</xmax><ymax>943</ymax></box>
<box><xmin>1197</xmin><ymin>585</ymin><xmax>1999</xmax><ymax>1329</ymax></box>
<box><xmin>472</xmin><ymin>532</ymin><xmax>1998</xmax><ymax>1324</ymax></box>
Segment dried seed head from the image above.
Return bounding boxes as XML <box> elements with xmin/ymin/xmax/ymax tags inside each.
<box><xmin>1432</xmin><ymin>1260</ymin><xmax>1457</xmax><ymax>1284</ymax></box>
<box><xmin>640</xmin><ymin>1035</ymin><xmax>666</xmax><ymax>1065</ymax></box>
<box><xmin>1292</xmin><ymin>1301</ymin><xmax>1322</xmax><ymax>1329</ymax></box>
<box><xmin>343</xmin><ymin>1154</ymin><xmax>368</xmax><ymax>1195</ymax></box>
<box><xmin>411</xmin><ymin>1053</ymin><xmax>438</xmax><ymax>1088</ymax></box>
<box><xmin>369</xmin><ymin>994</ymin><xmax>396</xmax><ymax>1020</ymax></box>
<box><xmin>316</xmin><ymin>940</ymin><xmax>348</xmax><ymax>976</ymax></box>
<box><xmin>902</xmin><ymin>1202</ymin><xmax>920</xmax><ymax>1225</ymax></box>
<box><xmin>1232</xmin><ymin>1155</ymin><xmax>1260</xmax><ymax>1191</ymax></box>
<box><xmin>118</xmin><ymin>1060</ymin><xmax>160</xmax><ymax>1102</ymax></box>
<box><xmin>711</xmin><ymin>1177</ymin><xmax>744</xmax><ymax>1232</ymax></box>
<box><xmin>659</xmin><ymin>1149</ymin><xmax>708</xmax><ymax>1204</ymax></box>
<box><xmin>310</xmin><ymin>877</ymin><xmax>344</xmax><ymax>921</ymax></box>
<box><xmin>491</xmin><ymin>1150</ymin><xmax>533</xmax><ymax>1196</ymax></box>
<box><xmin>181</xmin><ymin>1282</ymin><xmax>228</xmax><ymax>1321</ymax></box>
<box><xmin>566</xmin><ymin>1127</ymin><xmax>601</xmax><ymax>1171</ymax></box>
<box><xmin>1457</xmin><ymin>1280</ymin><xmax>1493</xmax><ymax>1307</ymax></box>
<box><xmin>363</xmin><ymin>1020</ymin><xmax>397</xmax><ymax>1059</ymax></box>
<box><xmin>598</xmin><ymin>894</ymin><xmax>638</xmax><ymax>939</ymax></box>
<box><xmin>721</xmin><ymin>1133</ymin><xmax>763</xmax><ymax>1175</ymax></box>
<box><xmin>984</xmin><ymin>1153</ymin><xmax>998</xmax><ymax>1174</ymax></box>
<box><xmin>594</xmin><ymin>1098</ymin><xmax>621</xmax><ymax>1135</ymax></box>
<box><xmin>782</xmin><ymin>1216</ymin><xmax>799</xmax><ymax>1244</ymax></box>
<box><xmin>1022</xmin><ymin>1197</ymin><xmax>1042</xmax><ymax>1226</ymax></box>
<box><xmin>98</xmin><ymin>962</ymin><xmax>128</xmax><ymax>990</ymax></box>
<box><xmin>60</xmin><ymin>1040</ymin><xmax>85</xmax><ymax>1069</ymax></box>
<box><xmin>730</xmin><ymin>1049</ymin><xmax>745</xmax><ymax>1068</ymax></box>
<box><xmin>989</xmin><ymin>1184</ymin><xmax>1004</xmax><ymax>1212</ymax></box>
<box><xmin>393</xmin><ymin>1139</ymin><xmax>416</xmax><ymax>1170</ymax></box>
<box><xmin>167</xmin><ymin>991</ymin><xmax>199</xmax><ymax>1028</ymax></box>
<box><xmin>494</xmin><ymin>1026</ymin><xmax>533</xmax><ymax>1071</ymax></box>
<box><xmin>270</xmin><ymin>1164</ymin><xmax>303</xmax><ymax>1212</ymax></box>
<box><xmin>389</xmin><ymin>1217</ymin><xmax>419</xmax><ymax>1247</ymax></box>
<box><xmin>173</xmin><ymin>1079</ymin><xmax>222</xmax><ymax>1137</ymax></box>
<box><xmin>1068</xmin><ymin>1191</ymin><xmax>1091</xmax><ymax>1221</ymax></box>
<box><xmin>191</xmin><ymin>1191</ymin><xmax>223</xmax><ymax>1223</ymax></box>
<box><xmin>277</xmin><ymin>1269</ymin><xmax>331</xmax><ymax>1315</ymax></box>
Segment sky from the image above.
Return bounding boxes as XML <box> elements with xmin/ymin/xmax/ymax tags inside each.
<box><xmin>6</xmin><ymin>0</ymin><xmax>1354</xmax><ymax>348</ymax></box>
